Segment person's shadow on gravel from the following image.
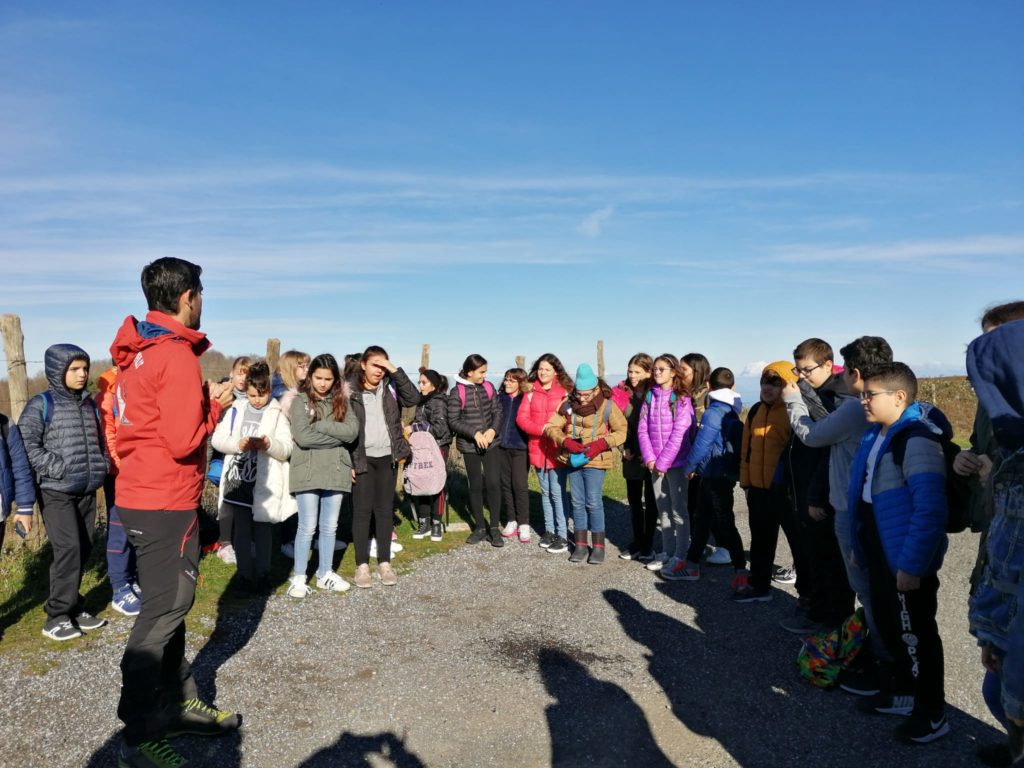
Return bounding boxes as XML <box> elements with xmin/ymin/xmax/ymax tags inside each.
<box><xmin>540</xmin><ymin>647</ymin><xmax>675</xmax><ymax>767</ymax></box>
<box><xmin>295</xmin><ymin>730</ymin><xmax>425</xmax><ymax>767</ymax></box>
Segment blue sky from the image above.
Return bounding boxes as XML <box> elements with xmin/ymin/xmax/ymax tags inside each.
<box><xmin>1</xmin><ymin>1</ymin><xmax>1022</xmax><ymax>393</ymax></box>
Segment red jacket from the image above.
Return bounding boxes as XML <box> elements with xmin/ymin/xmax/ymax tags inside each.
<box><xmin>515</xmin><ymin>381</ymin><xmax>567</xmax><ymax>469</ymax></box>
<box><xmin>110</xmin><ymin>312</ymin><xmax>222</xmax><ymax>511</ymax></box>
<box><xmin>95</xmin><ymin>367</ymin><xmax>120</xmax><ymax>475</ymax></box>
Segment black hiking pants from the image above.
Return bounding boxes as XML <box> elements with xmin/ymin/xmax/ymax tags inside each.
<box><xmin>39</xmin><ymin>489</ymin><xmax>96</xmax><ymax>622</ymax></box>
<box><xmin>117</xmin><ymin>508</ymin><xmax>200</xmax><ymax>746</ymax></box>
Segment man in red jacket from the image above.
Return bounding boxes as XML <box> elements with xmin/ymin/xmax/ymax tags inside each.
<box><xmin>111</xmin><ymin>257</ymin><xmax>237</xmax><ymax>768</ymax></box>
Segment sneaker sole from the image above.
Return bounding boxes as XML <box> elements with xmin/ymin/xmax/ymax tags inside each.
<box><xmin>839</xmin><ymin>684</ymin><xmax>881</xmax><ymax>697</ymax></box>
<box><xmin>111</xmin><ymin>603</ymin><xmax>141</xmax><ymax>617</ymax></box>
<box><xmin>41</xmin><ymin>629</ymin><xmax>82</xmax><ymax>641</ymax></box>
<box><xmin>547</xmin><ymin>546</ymin><xmax>568</xmax><ymax>554</ymax></box>
<box><xmin>411</xmin><ymin>533</ymin><xmax>430</xmax><ymax>540</ymax></box>
<box><xmin>899</xmin><ymin>721</ymin><xmax>950</xmax><ymax>744</ymax></box>
<box><xmin>732</xmin><ymin>594</ymin><xmax>772</xmax><ymax>603</ymax></box>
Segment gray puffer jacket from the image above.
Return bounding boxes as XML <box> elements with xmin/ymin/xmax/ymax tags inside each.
<box><xmin>18</xmin><ymin>344</ymin><xmax>108</xmax><ymax>494</ymax></box>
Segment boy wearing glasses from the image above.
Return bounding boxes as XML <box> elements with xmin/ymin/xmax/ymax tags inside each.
<box><xmin>849</xmin><ymin>362</ymin><xmax>950</xmax><ymax>744</ymax></box>
<box><xmin>778</xmin><ymin>338</ymin><xmax>855</xmax><ymax>636</ymax></box>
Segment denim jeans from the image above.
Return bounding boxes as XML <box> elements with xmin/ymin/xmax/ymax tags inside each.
<box><xmin>294</xmin><ymin>490</ymin><xmax>344</xmax><ymax>579</ymax></box>
<box><xmin>537</xmin><ymin>466</ymin><xmax>568</xmax><ymax>538</ymax></box>
<box><xmin>568</xmin><ymin>467</ymin><xmax>606</xmax><ymax>533</ymax></box>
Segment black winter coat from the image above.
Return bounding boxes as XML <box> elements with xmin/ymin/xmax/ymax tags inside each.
<box><xmin>414</xmin><ymin>393</ymin><xmax>451</xmax><ymax>448</ymax></box>
<box><xmin>18</xmin><ymin>344</ymin><xmax>108</xmax><ymax>494</ymax></box>
<box><xmin>346</xmin><ymin>367</ymin><xmax>419</xmax><ymax>474</ymax></box>
<box><xmin>447</xmin><ymin>379</ymin><xmax>503</xmax><ymax>455</ymax></box>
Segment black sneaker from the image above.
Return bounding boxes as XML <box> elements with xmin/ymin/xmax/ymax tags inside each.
<box><xmin>466</xmin><ymin>528</ymin><xmax>488</xmax><ymax>545</ymax></box>
<box><xmin>489</xmin><ymin>528</ymin><xmax>505</xmax><ymax>547</ymax></box>
<box><xmin>74</xmin><ymin>611</ymin><xmax>108</xmax><ymax>631</ymax></box>
<box><xmin>412</xmin><ymin>519</ymin><xmax>431</xmax><ymax>540</ymax></box>
<box><xmin>547</xmin><ymin>535</ymin><xmax>569</xmax><ymax>554</ymax></box>
<box><xmin>857</xmin><ymin>691</ymin><xmax>915</xmax><ymax>717</ymax></box>
<box><xmin>538</xmin><ymin>531</ymin><xmax>555</xmax><ymax>549</ymax></box>
<box><xmin>838</xmin><ymin>662</ymin><xmax>882</xmax><ymax>697</ymax></box>
<box><xmin>165</xmin><ymin>697</ymin><xmax>241</xmax><ymax>738</ymax></box>
<box><xmin>42</xmin><ymin>618</ymin><xmax>82</xmax><ymax>641</ymax></box>
<box><xmin>430</xmin><ymin>522</ymin><xmax>443</xmax><ymax>542</ymax></box>
<box><xmin>894</xmin><ymin>712</ymin><xmax>950</xmax><ymax>744</ymax></box>
<box><xmin>772</xmin><ymin>565</ymin><xmax>796</xmax><ymax>584</ymax></box>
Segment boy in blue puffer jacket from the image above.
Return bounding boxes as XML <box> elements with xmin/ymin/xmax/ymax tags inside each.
<box><xmin>19</xmin><ymin>344</ymin><xmax>109</xmax><ymax>641</ymax></box>
<box><xmin>0</xmin><ymin>411</ymin><xmax>35</xmax><ymax>550</ymax></box>
<box><xmin>848</xmin><ymin>362</ymin><xmax>950</xmax><ymax>745</ymax></box>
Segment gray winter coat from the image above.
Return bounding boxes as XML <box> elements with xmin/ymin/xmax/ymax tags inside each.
<box><xmin>18</xmin><ymin>344</ymin><xmax>108</xmax><ymax>494</ymax></box>
<box><xmin>289</xmin><ymin>391</ymin><xmax>360</xmax><ymax>493</ymax></box>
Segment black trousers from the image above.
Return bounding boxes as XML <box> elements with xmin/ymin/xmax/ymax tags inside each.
<box><xmin>39</xmin><ymin>489</ymin><xmax>96</xmax><ymax>621</ymax></box>
<box><xmin>117</xmin><ymin>508</ymin><xmax>200</xmax><ymax>745</ymax></box>
<box><xmin>625</xmin><ymin>473</ymin><xmax>658</xmax><ymax>553</ymax></box>
<box><xmin>803</xmin><ymin>507</ymin><xmax>855</xmax><ymax>627</ymax></box>
<box><xmin>860</xmin><ymin>502</ymin><xmax>945</xmax><ymax>719</ymax></box>
<box><xmin>499</xmin><ymin>447</ymin><xmax>530</xmax><ymax>527</ymax></box>
<box><xmin>463</xmin><ymin>449</ymin><xmax>502</xmax><ymax>531</ymax></box>
<box><xmin>353</xmin><ymin>455</ymin><xmax>397</xmax><ymax>565</ymax></box>
<box><xmin>687</xmin><ymin>476</ymin><xmax>745</xmax><ymax>569</ymax></box>
<box><xmin>747</xmin><ymin>486</ymin><xmax>802</xmax><ymax>593</ymax></box>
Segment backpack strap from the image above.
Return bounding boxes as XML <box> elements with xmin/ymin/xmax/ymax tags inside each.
<box><xmin>483</xmin><ymin>381</ymin><xmax>495</xmax><ymax>400</ymax></box>
<box><xmin>0</xmin><ymin>413</ymin><xmax>8</xmax><ymax>443</ymax></box>
<box><xmin>457</xmin><ymin>383</ymin><xmax>466</xmax><ymax>409</ymax></box>
<box><xmin>42</xmin><ymin>391</ymin><xmax>54</xmax><ymax>426</ymax></box>
<box><xmin>744</xmin><ymin>401</ymin><xmax>762</xmax><ymax>464</ymax></box>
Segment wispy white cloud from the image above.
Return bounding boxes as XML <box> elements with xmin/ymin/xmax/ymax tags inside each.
<box><xmin>577</xmin><ymin>205</ymin><xmax>614</xmax><ymax>238</ymax></box>
<box><xmin>742</xmin><ymin>361</ymin><xmax>769</xmax><ymax>376</ymax></box>
<box><xmin>771</xmin><ymin>235</ymin><xmax>1024</xmax><ymax>267</ymax></box>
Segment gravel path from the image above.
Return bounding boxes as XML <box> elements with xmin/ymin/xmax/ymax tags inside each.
<box><xmin>0</xmin><ymin>497</ymin><xmax>1003</xmax><ymax>768</ymax></box>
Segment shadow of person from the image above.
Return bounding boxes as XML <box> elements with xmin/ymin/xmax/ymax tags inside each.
<box><xmin>539</xmin><ymin>647</ymin><xmax>674</xmax><ymax>767</ymax></box>
<box><xmin>295</xmin><ymin>730</ymin><xmax>425</xmax><ymax>768</ymax></box>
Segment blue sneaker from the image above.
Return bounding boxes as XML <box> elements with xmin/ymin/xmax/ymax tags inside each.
<box><xmin>112</xmin><ymin>585</ymin><xmax>142</xmax><ymax>617</ymax></box>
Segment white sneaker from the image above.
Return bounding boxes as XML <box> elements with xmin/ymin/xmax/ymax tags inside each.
<box><xmin>286</xmin><ymin>574</ymin><xmax>310</xmax><ymax>598</ymax></box>
<box><xmin>518</xmin><ymin>524</ymin><xmax>532</xmax><ymax>543</ymax></box>
<box><xmin>281</xmin><ymin>541</ymin><xmax>295</xmax><ymax>559</ymax></box>
<box><xmin>645</xmin><ymin>553</ymin><xmax>667</xmax><ymax>572</ymax></box>
<box><xmin>217</xmin><ymin>544</ymin><xmax>237</xmax><ymax>565</ymax></box>
<box><xmin>705</xmin><ymin>546</ymin><xmax>731</xmax><ymax>565</ymax></box>
<box><xmin>501</xmin><ymin>521</ymin><xmax>519</xmax><ymax>539</ymax></box>
<box><xmin>368</xmin><ymin>539</ymin><xmax>403</xmax><ymax>560</ymax></box>
<box><xmin>316</xmin><ymin>571</ymin><xmax>351</xmax><ymax>593</ymax></box>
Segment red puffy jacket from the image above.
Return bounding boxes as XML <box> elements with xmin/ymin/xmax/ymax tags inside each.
<box><xmin>110</xmin><ymin>312</ymin><xmax>222</xmax><ymax>511</ymax></box>
<box><xmin>515</xmin><ymin>381</ymin><xmax>568</xmax><ymax>469</ymax></box>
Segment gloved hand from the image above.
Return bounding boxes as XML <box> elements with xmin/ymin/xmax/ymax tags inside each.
<box><xmin>563</xmin><ymin>438</ymin><xmax>585</xmax><ymax>454</ymax></box>
<box><xmin>583</xmin><ymin>439</ymin><xmax>608</xmax><ymax>459</ymax></box>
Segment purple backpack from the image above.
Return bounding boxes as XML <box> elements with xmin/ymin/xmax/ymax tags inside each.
<box><xmin>403</xmin><ymin>424</ymin><xmax>447</xmax><ymax>496</ymax></box>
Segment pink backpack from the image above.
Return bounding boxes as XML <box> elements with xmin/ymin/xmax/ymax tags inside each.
<box><xmin>403</xmin><ymin>425</ymin><xmax>447</xmax><ymax>496</ymax></box>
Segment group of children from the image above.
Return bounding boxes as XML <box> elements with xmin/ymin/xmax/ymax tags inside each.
<box><xmin>3</xmin><ymin>305</ymin><xmax>1024</xmax><ymax>762</ymax></box>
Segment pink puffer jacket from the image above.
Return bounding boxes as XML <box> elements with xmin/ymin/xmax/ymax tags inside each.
<box><xmin>516</xmin><ymin>381</ymin><xmax>568</xmax><ymax>469</ymax></box>
<box><xmin>638</xmin><ymin>386</ymin><xmax>695</xmax><ymax>473</ymax></box>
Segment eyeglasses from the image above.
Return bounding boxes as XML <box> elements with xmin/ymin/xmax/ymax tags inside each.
<box><xmin>577</xmin><ymin>389</ymin><xmax>598</xmax><ymax>399</ymax></box>
<box><xmin>791</xmin><ymin>363</ymin><xmax>823</xmax><ymax>378</ymax></box>
<box><xmin>653</xmin><ymin>366</ymin><xmax>672</xmax><ymax>374</ymax></box>
<box><xmin>859</xmin><ymin>390</ymin><xmax>896</xmax><ymax>402</ymax></box>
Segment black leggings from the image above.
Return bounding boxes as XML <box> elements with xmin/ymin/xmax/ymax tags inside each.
<box><xmin>626</xmin><ymin>474</ymin><xmax>658</xmax><ymax>553</ymax></box>
<box><xmin>687</xmin><ymin>476</ymin><xmax>745</xmax><ymax>568</ymax></box>
<box><xmin>353</xmin><ymin>456</ymin><xmax>397</xmax><ymax>565</ymax></box>
<box><xmin>463</xmin><ymin>449</ymin><xmax>502</xmax><ymax>531</ymax></box>
<box><xmin>499</xmin><ymin>447</ymin><xmax>530</xmax><ymax>526</ymax></box>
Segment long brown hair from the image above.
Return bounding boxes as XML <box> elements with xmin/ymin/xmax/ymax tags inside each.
<box><xmin>527</xmin><ymin>352</ymin><xmax>574</xmax><ymax>392</ymax></box>
<box><xmin>626</xmin><ymin>352</ymin><xmax>654</xmax><ymax>398</ymax></box>
<box><xmin>679</xmin><ymin>352</ymin><xmax>710</xmax><ymax>397</ymax></box>
<box><xmin>277</xmin><ymin>350</ymin><xmax>310</xmax><ymax>390</ymax></box>
<box><xmin>654</xmin><ymin>353</ymin><xmax>688</xmax><ymax>399</ymax></box>
<box><xmin>299</xmin><ymin>353</ymin><xmax>348</xmax><ymax>423</ymax></box>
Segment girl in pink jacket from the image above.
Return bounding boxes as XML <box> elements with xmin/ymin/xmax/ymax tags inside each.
<box><xmin>638</xmin><ymin>353</ymin><xmax>696</xmax><ymax>580</ymax></box>
<box><xmin>516</xmin><ymin>353</ymin><xmax>574</xmax><ymax>554</ymax></box>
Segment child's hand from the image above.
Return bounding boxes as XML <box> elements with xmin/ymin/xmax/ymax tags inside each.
<box><xmin>896</xmin><ymin>570</ymin><xmax>920</xmax><ymax>591</ymax></box>
<box><xmin>622</xmin><ymin>448</ymin><xmax>634</xmax><ymax>461</ymax></box>
<box><xmin>374</xmin><ymin>358</ymin><xmax>398</xmax><ymax>375</ymax></box>
<box><xmin>953</xmin><ymin>450</ymin><xmax>984</xmax><ymax>476</ymax></box>
<box><xmin>981</xmin><ymin>644</ymin><xmax>1001</xmax><ymax>674</ymax></box>
<box><xmin>474</xmin><ymin>432</ymin><xmax>488</xmax><ymax>450</ymax></box>
<box><xmin>808</xmin><ymin>505</ymin><xmax>828</xmax><ymax>521</ymax></box>
<box><xmin>252</xmin><ymin>436</ymin><xmax>269</xmax><ymax>452</ymax></box>
<box><xmin>238</xmin><ymin>437</ymin><xmax>250</xmax><ymax>452</ymax></box>
<box><xmin>782</xmin><ymin>381</ymin><xmax>800</xmax><ymax>397</ymax></box>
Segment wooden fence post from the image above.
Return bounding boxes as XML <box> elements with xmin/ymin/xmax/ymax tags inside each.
<box><xmin>1</xmin><ymin>314</ymin><xmax>29</xmax><ymax>422</ymax></box>
<box><xmin>516</xmin><ymin>355</ymin><xmax>526</xmax><ymax>370</ymax></box>
<box><xmin>266</xmin><ymin>338</ymin><xmax>280</xmax><ymax>372</ymax></box>
<box><xmin>421</xmin><ymin>344</ymin><xmax>430</xmax><ymax>372</ymax></box>
<box><xmin>596</xmin><ymin>340</ymin><xmax>605</xmax><ymax>380</ymax></box>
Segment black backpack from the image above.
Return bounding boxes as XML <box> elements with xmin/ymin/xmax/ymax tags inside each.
<box><xmin>890</xmin><ymin>424</ymin><xmax>971</xmax><ymax>534</ymax></box>
<box><xmin>719</xmin><ymin>408</ymin><xmax>744</xmax><ymax>479</ymax></box>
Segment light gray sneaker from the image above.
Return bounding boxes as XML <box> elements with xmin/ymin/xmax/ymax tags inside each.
<box><xmin>354</xmin><ymin>564</ymin><xmax>373</xmax><ymax>589</ymax></box>
<box><xmin>378</xmin><ymin>562</ymin><xmax>398</xmax><ymax>587</ymax></box>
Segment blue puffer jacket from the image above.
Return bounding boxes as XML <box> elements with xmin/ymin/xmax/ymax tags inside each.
<box><xmin>966</xmin><ymin>320</ymin><xmax>1024</xmax><ymax>721</ymax></box>
<box><xmin>18</xmin><ymin>344</ymin><xmax>108</xmax><ymax>495</ymax></box>
<box><xmin>0</xmin><ymin>415</ymin><xmax>35</xmax><ymax>520</ymax></box>
<box><xmin>682</xmin><ymin>389</ymin><xmax>743</xmax><ymax>479</ymax></box>
<box><xmin>497</xmin><ymin>391</ymin><xmax>528</xmax><ymax>451</ymax></box>
<box><xmin>847</xmin><ymin>401</ymin><xmax>949</xmax><ymax>578</ymax></box>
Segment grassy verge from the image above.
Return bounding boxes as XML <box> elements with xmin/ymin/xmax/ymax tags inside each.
<box><xmin>0</xmin><ymin>455</ymin><xmax>629</xmax><ymax>667</ymax></box>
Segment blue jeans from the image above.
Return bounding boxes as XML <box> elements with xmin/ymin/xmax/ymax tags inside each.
<box><xmin>294</xmin><ymin>491</ymin><xmax>344</xmax><ymax>579</ymax></box>
<box><xmin>537</xmin><ymin>466</ymin><xmax>568</xmax><ymax>538</ymax></box>
<box><xmin>568</xmin><ymin>467</ymin><xmax>606</xmax><ymax>533</ymax></box>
